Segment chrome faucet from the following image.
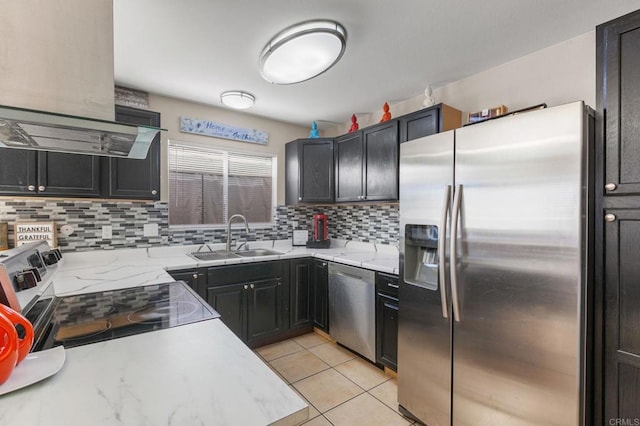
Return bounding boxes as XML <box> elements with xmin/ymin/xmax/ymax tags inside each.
<box><xmin>226</xmin><ymin>214</ymin><xmax>250</xmax><ymax>252</ymax></box>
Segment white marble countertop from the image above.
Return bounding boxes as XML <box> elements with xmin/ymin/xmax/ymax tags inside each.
<box><xmin>53</xmin><ymin>239</ymin><xmax>399</xmax><ymax>296</ymax></box>
<box><xmin>0</xmin><ymin>320</ymin><xmax>307</xmax><ymax>426</ymax></box>
<box><xmin>0</xmin><ymin>239</ymin><xmax>398</xmax><ymax>425</ymax></box>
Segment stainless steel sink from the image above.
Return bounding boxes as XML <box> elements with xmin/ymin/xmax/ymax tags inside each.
<box><xmin>189</xmin><ymin>248</ymin><xmax>282</xmax><ymax>261</ymax></box>
<box><xmin>234</xmin><ymin>248</ymin><xmax>282</xmax><ymax>257</ymax></box>
<box><xmin>189</xmin><ymin>251</ymin><xmax>240</xmax><ymax>261</ymax></box>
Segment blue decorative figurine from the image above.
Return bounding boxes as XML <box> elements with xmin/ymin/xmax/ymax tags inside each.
<box><xmin>309</xmin><ymin>121</ymin><xmax>320</xmax><ymax>138</ymax></box>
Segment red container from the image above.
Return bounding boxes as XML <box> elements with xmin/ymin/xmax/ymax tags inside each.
<box><xmin>313</xmin><ymin>214</ymin><xmax>328</xmax><ymax>241</ymax></box>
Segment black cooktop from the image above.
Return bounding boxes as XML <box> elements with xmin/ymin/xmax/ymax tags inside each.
<box><xmin>34</xmin><ymin>281</ymin><xmax>219</xmax><ymax>350</ymax></box>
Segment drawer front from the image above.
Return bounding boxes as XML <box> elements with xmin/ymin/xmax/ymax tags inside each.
<box><xmin>376</xmin><ymin>272</ymin><xmax>399</xmax><ymax>297</ymax></box>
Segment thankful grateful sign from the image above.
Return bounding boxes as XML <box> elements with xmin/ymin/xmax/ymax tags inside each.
<box><xmin>15</xmin><ymin>222</ymin><xmax>57</xmax><ymax>248</ymax></box>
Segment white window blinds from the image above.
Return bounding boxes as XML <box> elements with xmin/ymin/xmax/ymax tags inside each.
<box><xmin>168</xmin><ymin>142</ymin><xmax>274</xmax><ymax>226</ymax></box>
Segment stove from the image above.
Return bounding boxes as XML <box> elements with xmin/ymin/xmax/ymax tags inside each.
<box><xmin>0</xmin><ymin>241</ymin><xmax>220</xmax><ymax>352</ymax></box>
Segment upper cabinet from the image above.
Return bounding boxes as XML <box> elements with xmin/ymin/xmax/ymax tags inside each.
<box><xmin>598</xmin><ymin>11</ymin><xmax>640</xmax><ymax>196</ymax></box>
<box><xmin>0</xmin><ymin>148</ymin><xmax>100</xmax><ymax>197</ymax></box>
<box><xmin>399</xmin><ymin>103</ymin><xmax>462</xmax><ymax>143</ymax></box>
<box><xmin>285</xmin><ymin>104</ymin><xmax>461</xmax><ymax>205</ymax></box>
<box><xmin>107</xmin><ymin>106</ymin><xmax>161</xmax><ymax>200</ymax></box>
<box><xmin>335</xmin><ymin>120</ymin><xmax>399</xmax><ymax>202</ymax></box>
<box><xmin>0</xmin><ymin>105</ymin><xmax>161</xmax><ymax>200</ymax></box>
<box><xmin>285</xmin><ymin>138</ymin><xmax>334</xmax><ymax>205</ymax></box>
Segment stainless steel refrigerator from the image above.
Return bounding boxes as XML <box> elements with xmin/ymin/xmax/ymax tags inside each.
<box><xmin>397</xmin><ymin>101</ymin><xmax>592</xmax><ymax>426</ymax></box>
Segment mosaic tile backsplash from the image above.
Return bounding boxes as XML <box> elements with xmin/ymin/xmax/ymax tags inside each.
<box><xmin>0</xmin><ymin>200</ymin><xmax>399</xmax><ymax>252</ymax></box>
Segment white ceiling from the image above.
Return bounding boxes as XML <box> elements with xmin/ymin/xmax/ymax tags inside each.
<box><xmin>113</xmin><ymin>0</ymin><xmax>640</xmax><ymax>128</ymax></box>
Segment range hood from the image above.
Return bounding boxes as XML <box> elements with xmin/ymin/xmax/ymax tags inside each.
<box><xmin>0</xmin><ymin>104</ymin><xmax>163</xmax><ymax>160</ymax></box>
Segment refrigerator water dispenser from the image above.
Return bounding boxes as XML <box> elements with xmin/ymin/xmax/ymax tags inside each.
<box><xmin>404</xmin><ymin>224</ymin><xmax>439</xmax><ymax>290</ymax></box>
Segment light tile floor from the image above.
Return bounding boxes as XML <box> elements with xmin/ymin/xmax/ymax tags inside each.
<box><xmin>255</xmin><ymin>332</ymin><xmax>418</xmax><ymax>426</ymax></box>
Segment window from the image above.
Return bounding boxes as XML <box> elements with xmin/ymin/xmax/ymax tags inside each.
<box><xmin>168</xmin><ymin>141</ymin><xmax>276</xmax><ymax>226</ymax></box>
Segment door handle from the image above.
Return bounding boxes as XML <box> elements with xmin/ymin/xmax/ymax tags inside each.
<box><xmin>439</xmin><ymin>185</ymin><xmax>451</xmax><ymax>319</ymax></box>
<box><xmin>449</xmin><ymin>184</ymin><xmax>462</xmax><ymax>322</ymax></box>
<box><xmin>334</xmin><ymin>271</ymin><xmax>365</xmax><ymax>281</ymax></box>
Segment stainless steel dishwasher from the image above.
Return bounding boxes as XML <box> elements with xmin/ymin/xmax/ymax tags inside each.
<box><xmin>328</xmin><ymin>262</ymin><xmax>376</xmax><ymax>362</ymax></box>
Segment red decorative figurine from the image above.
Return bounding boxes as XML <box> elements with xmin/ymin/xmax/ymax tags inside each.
<box><xmin>348</xmin><ymin>114</ymin><xmax>359</xmax><ymax>133</ymax></box>
<box><xmin>380</xmin><ymin>102</ymin><xmax>391</xmax><ymax>122</ymax></box>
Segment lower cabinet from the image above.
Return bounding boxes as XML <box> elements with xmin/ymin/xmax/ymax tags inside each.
<box><xmin>167</xmin><ymin>268</ymin><xmax>206</xmax><ymax>294</ymax></box>
<box><xmin>206</xmin><ymin>260</ymin><xmax>290</xmax><ymax>347</ymax></box>
<box><xmin>290</xmin><ymin>258</ymin><xmax>329</xmax><ymax>332</ymax></box>
<box><xmin>376</xmin><ymin>272</ymin><xmax>399</xmax><ymax>371</ymax></box>
<box><xmin>290</xmin><ymin>258</ymin><xmax>314</xmax><ymax>328</ymax></box>
<box><xmin>312</xmin><ymin>260</ymin><xmax>329</xmax><ymax>332</ymax></box>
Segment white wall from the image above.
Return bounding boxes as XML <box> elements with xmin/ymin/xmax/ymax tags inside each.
<box><xmin>326</xmin><ymin>31</ymin><xmax>595</xmax><ymax>136</ymax></box>
<box><xmin>148</xmin><ymin>94</ymin><xmax>309</xmax><ymax>205</ymax></box>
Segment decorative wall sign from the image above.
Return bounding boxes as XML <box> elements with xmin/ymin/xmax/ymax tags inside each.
<box><xmin>15</xmin><ymin>222</ymin><xmax>57</xmax><ymax>248</ymax></box>
<box><xmin>180</xmin><ymin>116</ymin><xmax>269</xmax><ymax>145</ymax></box>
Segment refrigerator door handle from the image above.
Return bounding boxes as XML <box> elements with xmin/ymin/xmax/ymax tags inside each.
<box><xmin>438</xmin><ymin>185</ymin><xmax>451</xmax><ymax>318</ymax></box>
<box><xmin>450</xmin><ymin>184</ymin><xmax>462</xmax><ymax>322</ymax></box>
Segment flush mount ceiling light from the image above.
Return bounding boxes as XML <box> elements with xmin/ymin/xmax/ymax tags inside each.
<box><xmin>220</xmin><ymin>91</ymin><xmax>255</xmax><ymax>109</ymax></box>
<box><xmin>259</xmin><ymin>19</ymin><xmax>347</xmax><ymax>85</ymax></box>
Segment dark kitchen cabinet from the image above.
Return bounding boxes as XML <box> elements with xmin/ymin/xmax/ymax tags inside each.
<box><xmin>106</xmin><ymin>106</ymin><xmax>161</xmax><ymax>200</ymax></box>
<box><xmin>398</xmin><ymin>103</ymin><xmax>462</xmax><ymax>143</ymax></box>
<box><xmin>168</xmin><ymin>268</ymin><xmax>206</xmax><ymax>295</ymax></box>
<box><xmin>597</xmin><ymin>10</ymin><xmax>640</xmax><ymax>425</ymax></box>
<box><xmin>602</xmin><ymin>208</ymin><xmax>640</xmax><ymax>422</ymax></box>
<box><xmin>335</xmin><ymin>120</ymin><xmax>399</xmax><ymax>202</ymax></box>
<box><xmin>290</xmin><ymin>258</ymin><xmax>328</xmax><ymax>332</ymax></box>
<box><xmin>209</xmin><ymin>283</ymin><xmax>247</xmax><ymax>340</ymax></box>
<box><xmin>311</xmin><ymin>259</ymin><xmax>329</xmax><ymax>332</ymax></box>
<box><xmin>285</xmin><ymin>138</ymin><xmax>334</xmax><ymax>205</ymax></box>
<box><xmin>376</xmin><ymin>272</ymin><xmax>398</xmax><ymax>371</ymax></box>
<box><xmin>206</xmin><ymin>260</ymin><xmax>289</xmax><ymax>347</ymax></box>
<box><xmin>0</xmin><ymin>148</ymin><xmax>99</xmax><ymax>196</ymax></box>
<box><xmin>290</xmin><ymin>258</ymin><xmax>313</xmax><ymax>328</ymax></box>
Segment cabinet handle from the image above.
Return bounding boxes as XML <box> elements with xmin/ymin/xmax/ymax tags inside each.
<box><xmin>298</xmin><ymin>197</ymin><xmax>302</xmax><ymax>201</ymax></box>
<box><xmin>321</xmin><ymin>262</ymin><xmax>327</xmax><ymax>267</ymax></box>
<box><xmin>250</xmin><ymin>283</ymin><xmax>255</xmax><ymax>289</ymax></box>
<box><xmin>605</xmin><ymin>214</ymin><xmax>616</xmax><ymax>222</ymax></box>
<box><xmin>387</xmin><ymin>283</ymin><xmax>399</xmax><ymax>289</ymax></box>
<box><xmin>27</xmin><ymin>185</ymin><xmax>36</xmax><ymax>191</ymax></box>
<box><xmin>192</xmin><ymin>273</ymin><xmax>198</xmax><ymax>279</ymax></box>
<box><xmin>604</xmin><ymin>183</ymin><xmax>617</xmax><ymax>191</ymax></box>
<box><xmin>38</xmin><ymin>185</ymin><xmax>46</xmax><ymax>192</ymax></box>
<box><xmin>243</xmin><ymin>285</ymin><xmax>249</xmax><ymax>290</ymax></box>
<box><xmin>151</xmin><ymin>190</ymin><xmax>158</xmax><ymax>195</ymax></box>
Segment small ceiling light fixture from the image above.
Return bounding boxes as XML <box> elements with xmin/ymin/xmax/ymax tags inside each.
<box><xmin>259</xmin><ymin>19</ymin><xmax>347</xmax><ymax>85</ymax></box>
<box><xmin>220</xmin><ymin>91</ymin><xmax>255</xmax><ymax>109</ymax></box>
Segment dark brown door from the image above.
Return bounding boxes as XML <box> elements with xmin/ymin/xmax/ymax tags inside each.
<box><xmin>599</xmin><ymin>12</ymin><xmax>640</xmax><ymax>196</ymax></box>
<box><xmin>603</xmin><ymin>208</ymin><xmax>640</xmax><ymax>422</ymax></box>
<box><xmin>363</xmin><ymin>120</ymin><xmax>398</xmax><ymax>201</ymax></box>
<box><xmin>334</xmin><ymin>131</ymin><xmax>363</xmax><ymax>202</ymax></box>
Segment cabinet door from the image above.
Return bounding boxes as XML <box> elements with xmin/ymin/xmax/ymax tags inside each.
<box><xmin>312</xmin><ymin>260</ymin><xmax>329</xmax><ymax>331</ymax></box>
<box><xmin>168</xmin><ymin>269</ymin><xmax>206</xmax><ymax>296</ymax></box>
<box><xmin>376</xmin><ymin>292</ymin><xmax>399</xmax><ymax>371</ymax></box>
<box><xmin>37</xmin><ymin>151</ymin><xmax>100</xmax><ymax>196</ymax></box>
<box><xmin>290</xmin><ymin>259</ymin><xmax>313</xmax><ymax>328</ymax></box>
<box><xmin>247</xmin><ymin>278</ymin><xmax>285</xmax><ymax>344</ymax></box>
<box><xmin>363</xmin><ymin>120</ymin><xmax>399</xmax><ymax>201</ymax></box>
<box><xmin>0</xmin><ymin>148</ymin><xmax>37</xmax><ymax>194</ymax></box>
<box><xmin>399</xmin><ymin>107</ymin><xmax>439</xmax><ymax>142</ymax></box>
<box><xmin>598</xmin><ymin>12</ymin><xmax>640</xmax><ymax>195</ymax></box>
<box><xmin>603</xmin><ymin>208</ymin><xmax>640</xmax><ymax>422</ymax></box>
<box><xmin>334</xmin><ymin>132</ymin><xmax>364</xmax><ymax>202</ymax></box>
<box><xmin>300</xmin><ymin>139</ymin><xmax>334</xmax><ymax>203</ymax></box>
<box><xmin>107</xmin><ymin>106</ymin><xmax>160</xmax><ymax>200</ymax></box>
<box><xmin>208</xmin><ymin>283</ymin><xmax>247</xmax><ymax>341</ymax></box>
